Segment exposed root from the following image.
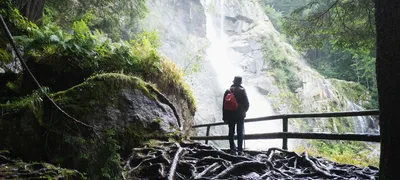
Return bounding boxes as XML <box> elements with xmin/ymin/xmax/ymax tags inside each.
<box><xmin>123</xmin><ymin>141</ymin><xmax>379</xmax><ymax>179</ymax></box>
<box><xmin>168</xmin><ymin>143</ymin><xmax>185</xmax><ymax>180</ymax></box>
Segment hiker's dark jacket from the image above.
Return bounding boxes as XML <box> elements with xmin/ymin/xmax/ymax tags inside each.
<box><xmin>222</xmin><ymin>84</ymin><xmax>249</xmax><ymax>122</ymax></box>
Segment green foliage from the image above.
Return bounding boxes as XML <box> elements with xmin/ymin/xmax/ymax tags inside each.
<box><xmin>0</xmin><ymin>86</ymin><xmax>48</xmax><ymax>125</ymax></box>
<box><xmin>3</xmin><ymin>3</ymin><xmax>195</xmax><ymax>113</ymax></box>
<box><xmin>283</xmin><ymin>0</ymin><xmax>375</xmax><ymax>52</ymax></box>
<box><xmin>132</xmin><ymin>30</ymin><xmax>161</xmax><ymax>49</ymax></box>
<box><xmin>45</xmin><ymin>0</ymin><xmax>148</xmax><ymax>40</ymax></box>
<box><xmin>0</xmin><ymin>0</ymin><xmax>38</xmax><ymax>49</ymax></box>
<box><xmin>13</xmin><ymin>20</ymin><xmax>195</xmax><ymax>111</ymax></box>
<box><xmin>87</xmin><ymin>130</ymin><xmax>122</xmax><ymax>180</ymax></box>
<box><xmin>295</xmin><ymin>140</ymin><xmax>379</xmax><ymax>168</ymax></box>
<box><xmin>61</xmin><ymin>130</ymin><xmax>122</xmax><ymax>180</ymax></box>
<box><xmin>0</xmin><ymin>3</ymin><xmax>38</xmax><ymax>31</ymax></box>
<box><xmin>281</xmin><ymin>0</ymin><xmax>377</xmax><ymax>109</ymax></box>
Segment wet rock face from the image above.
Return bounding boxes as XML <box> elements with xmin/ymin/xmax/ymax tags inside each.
<box><xmin>123</xmin><ymin>141</ymin><xmax>379</xmax><ymax>179</ymax></box>
<box><xmin>143</xmin><ymin>0</ymin><xmax>207</xmax><ymax>68</ymax></box>
<box><xmin>142</xmin><ymin>0</ymin><xmax>207</xmax><ymax>136</ymax></box>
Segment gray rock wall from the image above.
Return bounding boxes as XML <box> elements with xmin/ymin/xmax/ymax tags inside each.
<box><xmin>141</xmin><ymin>0</ymin><xmax>229</xmax><ymax>145</ymax></box>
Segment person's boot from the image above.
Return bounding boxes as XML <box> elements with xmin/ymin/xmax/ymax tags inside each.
<box><xmin>237</xmin><ymin>151</ymin><xmax>244</xmax><ymax>156</ymax></box>
<box><xmin>228</xmin><ymin>149</ymin><xmax>237</xmax><ymax>156</ymax></box>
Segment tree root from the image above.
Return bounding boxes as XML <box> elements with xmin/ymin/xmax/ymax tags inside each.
<box><xmin>168</xmin><ymin>143</ymin><xmax>185</xmax><ymax>180</ymax></box>
<box><xmin>194</xmin><ymin>162</ymin><xmax>219</xmax><ymax>179</ymax></box>
<box><xmin>123</xmin><ymin>140</ymin><xmax>379</xmax><ymax>179</ymax></box>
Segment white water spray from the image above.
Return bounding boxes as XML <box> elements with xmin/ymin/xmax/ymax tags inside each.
<box><xmin>204</xmin><ymin>0</ymin><xmax>282</xmax><ymax>150</ymax></box>
<box><xmin>348</xmin><ymin>101</ymin><xmax>379</xmax><ymax>133</ymax></box>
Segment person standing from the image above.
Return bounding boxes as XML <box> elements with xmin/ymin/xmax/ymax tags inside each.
<box><xmin>222</xmin><ymin>76</ymin><xmax>250</xmax><ymax>155</ymax></box>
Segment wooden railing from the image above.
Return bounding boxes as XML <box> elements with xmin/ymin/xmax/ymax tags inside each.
<box><xmin>190</xmin><ymin>110</ymin><xmax>380</xmax><ymax>150</ymax></box>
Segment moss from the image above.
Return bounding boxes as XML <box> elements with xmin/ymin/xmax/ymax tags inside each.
<box><xmin>267</xmin><ymin>83</ymin><xmax>302</xmax><ymax>113</ymax></box>
<box><xmin>117</xmin><ymin>123</ymin><xmax>167</xmax><ymax>158</ymax></box>
<box><xmin>0</xmin><ymin>158</ymin><xmax>86</xmax><ymax>179</ymax></box>
<box><xmin>50</xmin><ymin>73</ymin><xmax>158</xmax><ymax>116</ymax></box>
<box><xmin>0</xmin><ymin>49</ymin><xmax>12</xmax><ymax>64</ymax></box>
<box><xmin>84</xmin><ymin>130</ymin><xmax>122</xmax><ymax>180</ymax></box>
<box><xmin>154</xmin><ymin>56</ymin><xmax>197</xmax><ymax>113</ymax></box>
<box><xmin>0</xmin><ymin>73</ymin><xmax>174</xmax><ymax>179</ymax></box>
<box><xmin>329</xmin><ymin>78</ymin><xmax>370</xmax><ymax>105</ymax></box>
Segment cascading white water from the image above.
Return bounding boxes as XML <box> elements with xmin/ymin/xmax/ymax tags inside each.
<box><xmin>204</xmin><ymin>0</ymin><xmax>282</xmax><ymax>150</ymax></box>
<box><xmin>348</xmin><ymin>101</ymin><xmax>379</xmax><ymax>133</ymax></box>
<box><xmin>220</xmin><ymin>0</ymin><xmax>224</xmax><ymax>38</ymax></box>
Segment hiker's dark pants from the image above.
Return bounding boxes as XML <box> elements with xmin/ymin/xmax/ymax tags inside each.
<box><xmin>228</xmin><ymin>117</ymin><xmax>244</xmax><ymax>152</ymax></box>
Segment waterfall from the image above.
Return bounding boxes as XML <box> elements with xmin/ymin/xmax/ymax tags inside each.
<box><xmin>204</xmin><ymin>0</ymin><xmax>283</xmax><ymax>150</ymax></box>
<box><xmin>348</xmin><ymin>101</ymin><xmax>379</xmax><ymax>133</ymax></box>
<box><xmin>220</xmin><ymin>0</ymin><xmax>224</xmax><ymax>38</ymax></box>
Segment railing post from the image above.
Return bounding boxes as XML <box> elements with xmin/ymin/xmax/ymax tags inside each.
<box><xmin>205</xmin><ymin>125</ymin><xmax>211</xmax><ymax>144</ymax></box>
<box><xmin>282</xmin><ymin>116</ymin><xmax>288</xmax><ymax>150</ymax></box>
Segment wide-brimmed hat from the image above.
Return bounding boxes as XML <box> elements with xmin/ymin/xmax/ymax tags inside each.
<box><xmin>233</xmin><ymin>76</ymin><xmax>242</xmax><ymax>85</ymax></box>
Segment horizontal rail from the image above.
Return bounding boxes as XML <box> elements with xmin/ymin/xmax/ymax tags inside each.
<box><xmin>190</xmin><ymin>132</ymin><xmax>380</xmax><ymax>142</ymax></box>
<box><xmin>192</xmin><ymin>110</ymin><xmax>379</xmax><ymax>128</ymax></box>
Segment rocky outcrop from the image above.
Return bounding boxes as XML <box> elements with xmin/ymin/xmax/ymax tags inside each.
<box><xmin>139</xmin><ymin>0</ymin><xmax>208</xmax><ymax>136</ymax></box>
<box><xmin>208</xmin><ymin>0</ymin><xmax>377</xmax><ymax>133</ymax></box>
<box><xmin>0</xmin><ymin>73</ymin><xmax>182</xmax><ymax>177</ymax></box>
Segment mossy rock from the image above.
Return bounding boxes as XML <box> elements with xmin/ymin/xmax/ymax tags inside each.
<box><xmin>0</xmin><ymin>73</ymin><xmax>181</xmax><ymax>179</ymax></box>
<box><xmin>0</xmin><ymin>152</ymin><xmax>85</xmax><ymax>180</ymax></box>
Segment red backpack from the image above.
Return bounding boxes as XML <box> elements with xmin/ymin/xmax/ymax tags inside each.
<box><xmin>224</xmin><ymin>88</ymin><xmax>238</xmax><ymax>110</ymax></box>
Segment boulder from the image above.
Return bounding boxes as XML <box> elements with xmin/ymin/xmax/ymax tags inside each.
<box><xmin>0</xmin><ymin>73</ymin><xmax>181</xmax><ymax>177</ymax></box>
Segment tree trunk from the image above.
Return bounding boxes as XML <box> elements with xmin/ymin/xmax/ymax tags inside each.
<box><xmin>375</xmin><ymin>0</ymin><xmax>400</xmax><ymax>179</ymax></box>
<box><xmin>12</xmin><ymin>0</ymin><xmax>45</xmax><ymax>23</ymax></box>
